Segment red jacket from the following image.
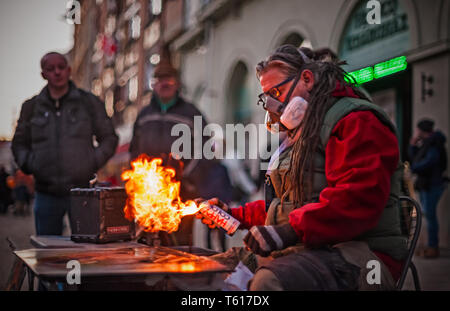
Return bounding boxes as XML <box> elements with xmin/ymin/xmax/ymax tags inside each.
<box><xmin>231</xmin><ymin>109</ymin><xmax>403</xmax><ymax>281</ymax></box>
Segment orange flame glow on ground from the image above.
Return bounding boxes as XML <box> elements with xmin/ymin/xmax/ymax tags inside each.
<box><xmin>121</xmin><ymin>155</ymin><xmax>200</xmax><ymax>233</ymax></box>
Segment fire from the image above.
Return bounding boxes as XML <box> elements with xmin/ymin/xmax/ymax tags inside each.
<box><xmin>121</xmin><ymin>155</ymin><xmax>200</xmax><ymax>233</ymax></box>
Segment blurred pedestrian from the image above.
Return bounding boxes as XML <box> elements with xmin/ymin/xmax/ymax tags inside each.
<box><xmin>222</xmin><ymin>145</ymin><xmax>258</xmax><ymax>206</ymax></box>
<box><xmin>11</xmin><ymin>52</ymin><xmax>118</xmax><ymax>235</ymax></box>
<box><xmin>409</xmin><ymin>118</ymin><xmax>448</xmax><ymax>258</ymax></box>
<box><xmin>129</xmin><ymin>52</ymin><xmax>218</xmax><ymax>246</ymax></box>
<box><xmin>201</xmin><ymin>162</ymin><xmax>233</xmax><ymax>251</ymax></box>
<box><xmin>12</xmin><ymin>170</ymin><xmax>31</xmax><ymax>216</ymax></box>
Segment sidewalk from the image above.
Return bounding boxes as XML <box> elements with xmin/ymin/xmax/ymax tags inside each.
<box><xmin>1</xmin><ymin>208</ymin><xmax>449</xmax><ymax>290</ymax></box>
<box><xmin>403</xmin><ymin>248</ymin><xmax>450</xmax><ymax>290</ymax></box>
<box><xmin>0</xmin><ymin>208</ymin><xmax>35</xmax><ymax>290</ymax></box>
<box><xmin>0</xmin><ymin>205</ymin><xmax>70</xmax><ymax>290</ymax></box>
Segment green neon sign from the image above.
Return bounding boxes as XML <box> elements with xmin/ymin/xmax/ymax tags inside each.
<box><xmin>346</xmin><ymin>66</ymin><xmax>373</xmax><ymax>84</ymax></box>
<box><xmin>346</xmin><ymin>55</ymin><xmax>407</xmax><ymax>85</ymax></box>
<box><xmin>374</xmin><ymin>56</ymin><xmax>407</xmax><ymax>79</ymax></box>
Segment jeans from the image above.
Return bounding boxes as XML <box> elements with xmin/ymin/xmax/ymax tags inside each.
<box><xmin>419</xmin><ymin>184</ymin><xmax>445</xmax><ymax>248</ymax></box>
<box><xmin>34</xmin><ymin>192</ymin><xmax>71</xmax><ymax>235</ymax></box>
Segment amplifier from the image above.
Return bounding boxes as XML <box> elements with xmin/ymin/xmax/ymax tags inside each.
<box><xmin>70</xmin><ymin>187</ymin><xmax>135</xmax><ymax>243</ymax></box>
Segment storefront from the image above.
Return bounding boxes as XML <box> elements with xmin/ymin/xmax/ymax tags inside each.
<box><xmin>338</xmin><ymin>0</ymin><xmax>412</xmax><ymax>157</ymax></box>
<box><xmin>338</xmin><ymin>0</ymin><xmax>450</xmax><ymax>248</ymax></box>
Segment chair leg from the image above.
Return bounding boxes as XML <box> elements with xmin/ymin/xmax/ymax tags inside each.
<box><xmin>27</xmin><ymin>267</ymin><xmax>35</xmax><ymax>291</ymax></box>
<box><xmin>410</xmin><ymin>262</ymin><xmax>421</xmax><ymax>291</ymax></box>
<box><xmin>4</xmin><ymin>257</ymin><xmax>26</xmax><ymax>291</ymax></box>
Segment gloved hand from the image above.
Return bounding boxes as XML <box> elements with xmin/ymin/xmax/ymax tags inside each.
<box><xmin>194</xmin><ymin>197</ymin><xmax>230</xmax><ymax>229</ymax></box>
<box><xmin>243</xmin><ymin>224</ymin><xmax>299</xmax><ymax>257</ymax></box>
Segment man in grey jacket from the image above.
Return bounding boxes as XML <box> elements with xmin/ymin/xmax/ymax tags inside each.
<box><xmin>12</xmin><ymin>52</ymin><xmax>118</xmax><ymax>235</ymax></box>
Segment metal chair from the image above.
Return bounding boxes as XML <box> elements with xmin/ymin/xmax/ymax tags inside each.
<box><xmin>396</xmin><ymin>195</ymin><xmax>422</xmax><ymax>290</ymax></box>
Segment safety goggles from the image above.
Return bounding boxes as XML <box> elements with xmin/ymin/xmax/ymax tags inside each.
<box><xmin>257</xmin><ymin>75</ymin><xmax>296</xmax><ymax>108</ymax></box>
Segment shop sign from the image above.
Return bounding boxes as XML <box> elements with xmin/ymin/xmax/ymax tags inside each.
<box><xmin>339</xmin><ymin>0</ymin><xmax>410</xmax><ymax>71</ymax></box>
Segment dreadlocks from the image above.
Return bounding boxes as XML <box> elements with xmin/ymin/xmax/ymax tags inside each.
<box><xmin>256</xmin><ymin>45</ymin><xmax>370</xmax><ymax>206</ymax></box>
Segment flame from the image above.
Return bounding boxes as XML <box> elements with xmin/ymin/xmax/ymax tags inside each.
<box><xmin>121</xmin><ymin>155</ymin><xmax>200</xmax><ymax>233</ymax></box>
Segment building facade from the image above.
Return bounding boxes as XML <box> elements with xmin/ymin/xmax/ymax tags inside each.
<box><xmin>69</xmin><ymin>0</ymin><xmax>450</xmax><ymax>248</ymax></box>
<box><xmin>171</xmin><ymin>0</ymin><xmax>450</xmax><ymax>248</ymax></box>
<box><xmin>70</xmin><ymin>0</ymin><xmax>168</xmax><ymax>175</ymax></box>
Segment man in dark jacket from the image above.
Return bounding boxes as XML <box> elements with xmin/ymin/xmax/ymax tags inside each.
<box><xmin>12</xmin><ymin>52</ymin><xmax>118</xmax><ymax>235</ymax></box>
<box><xmin>409</xmin><ymin>118</ymin><xmax>448</xmax><ymax>258</ymax></box>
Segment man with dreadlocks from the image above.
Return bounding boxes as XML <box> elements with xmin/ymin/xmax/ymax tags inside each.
<box><xmin>198</xmin><ymin>45</ymin><xmax>407</xmax><ymax>290</ymax></box>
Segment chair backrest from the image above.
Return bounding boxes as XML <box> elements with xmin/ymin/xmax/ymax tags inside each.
<box><xmin>396</xmin><ymin>195</ymin><xmax>422</xmax><ymax>289</ymax></box>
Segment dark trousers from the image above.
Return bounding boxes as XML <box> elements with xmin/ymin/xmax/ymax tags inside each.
<box><xmin>255</xmin><ymin>248</ymin><xmax>360</xmax><ymax>290</ymax></box>
<box><xmin>207</xmin><ymin>228</ymin><xmax>226</xmax><ymax>252</ymax></box>
<box><xmin>419</xmin><ymin>184</ymin><xmax>445</xmax><ymax>247</ymax></box>
<box><xmin>34</xmin><ymin>192</ymin><xmax>71</xmax><ymax>235</ymax></box>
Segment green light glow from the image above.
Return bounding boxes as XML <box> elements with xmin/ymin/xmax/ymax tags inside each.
<box><xmin>373</xmin><ymin>56</ymin><xmax>407</xmax><ymax>79</ymax></box>
<box><xmin>346</xmin><ymin>55</ymin><xmax>408</xmax><ymax>85</ymax></box>
<box><xmin>347</xmin><ymin>66</ymin><xmax>373</xmax><ymax>84</ymax></box>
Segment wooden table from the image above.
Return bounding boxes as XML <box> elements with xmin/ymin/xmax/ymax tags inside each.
<box><xmin>7</xmin><ymin>236</ymin><xmax>229</xmax><ymax>291</ymax></box>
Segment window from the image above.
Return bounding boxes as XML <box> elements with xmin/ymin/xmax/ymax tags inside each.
<box><xmin>228</xmin><ymin>61</ymin><xmax>251</xmax><ymax>124</ymax></box>
<box><xmin>131</xmin><ymin>15</ymin><xmax>141</xmax><ymax>39</ymax></box>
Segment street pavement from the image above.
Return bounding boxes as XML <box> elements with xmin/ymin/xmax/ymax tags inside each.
<box><xmin>0</xmin><ymin>205</ymin><xmax>449</xmax><ymax>291</ymax></box>
<box><xmin>0</xmin><ymin>206</ymin><xmax>35</xmax><ymax>290</ymax></box>
<box><xmin>403</xmin><ymin>247</ymin><xmax>450</xmax><ymax>290</ymax></box>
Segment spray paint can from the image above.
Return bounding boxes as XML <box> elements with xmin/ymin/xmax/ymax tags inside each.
<box><xmin>199</xmin><ymin>201</ymin><xmax>241</xmax><ymax>236</ymax></box>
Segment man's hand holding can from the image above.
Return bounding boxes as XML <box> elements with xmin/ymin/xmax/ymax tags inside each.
<box><xmin>194</xmin><ymin>197</ymin><xmax>241</xmax><ymax>235</ymax></box>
